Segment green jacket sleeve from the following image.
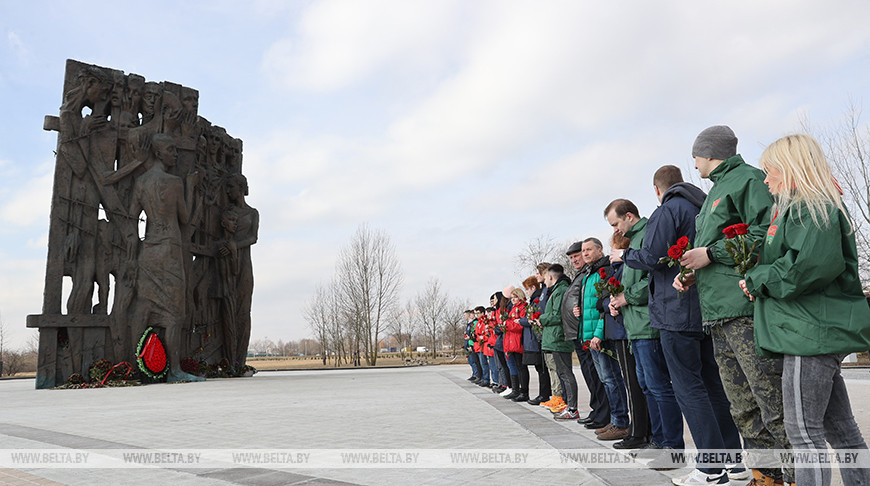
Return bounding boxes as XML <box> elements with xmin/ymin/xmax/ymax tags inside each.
<box><xmin>709</xmin><ymin>178</ymin><xmax>772</xmax><ymax>265</ymax></box>
<box><xmin>745</xmin><ymin>208</ymin><xmax>846</xmax><ymax>299</ymax></box>
<box><xmin>623</xmin><ymin>273</ymin><xmax>649</xmax><ymax>306</ymax></box>
<box><xmin>593</xmin><ymin>315</ymin><xmax>605</xmax><ymax>340</ymax></box>
<box><xmin>540</xmin><ymin>288</ymin><xmax>564</xmax><ymax>328</ymax></box>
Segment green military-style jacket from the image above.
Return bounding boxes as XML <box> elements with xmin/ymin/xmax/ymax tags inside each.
<box><xmin>540</xmin><ymin>277</ymin><xmax>574</xmax><ymax>352</ymax></box>
<box><xmin>621</xmin><ymin>218</ymin><xmax>658</xmax><ymax>340</ymax></box>
<box><xmin>694</xmin><ymin>155</ymin><xmax>774</xmax><ymax>321</ymax></box>
<box><xmin>745</xmin><ymin>203</ymin><xmax>870</xmax><ymax>357</ymax></box>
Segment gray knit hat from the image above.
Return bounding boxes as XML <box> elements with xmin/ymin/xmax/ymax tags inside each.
<box><xmin>692</xmin><ymin>125</ymin><xmax>738</xmax><ymax>160</ymax></box>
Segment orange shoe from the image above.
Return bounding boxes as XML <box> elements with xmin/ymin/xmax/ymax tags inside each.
<box><xmin>549</xmin><ymin>397</ymin><xmax>566</xmax><ymax>413</ymax></box>
<box><xmin>540</xmin><ymin>396</ymin><xmax>560</xmax><ymax>407</ymax></box>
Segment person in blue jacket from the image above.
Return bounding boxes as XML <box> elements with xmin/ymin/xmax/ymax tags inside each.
<box><xmin>613</xmin><ymin>165</ymin><xmax>742</xmax><ymax>484</ymax></box>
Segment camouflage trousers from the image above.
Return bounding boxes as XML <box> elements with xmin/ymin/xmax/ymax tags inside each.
<box><xmin>708</xmin><ymin>316</ymin><xmax>794</xmax><ymax>482</ymax></box>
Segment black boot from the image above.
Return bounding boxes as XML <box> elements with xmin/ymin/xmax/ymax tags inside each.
<box><xmin>504</xmin><ymin>375</ymin><xmax>520</xmax><ymax>399</ymax></box>
<box><xmin>512</xmin><ymin>383</ymin><xmax>529</xmax><ymax>402</ymax></box>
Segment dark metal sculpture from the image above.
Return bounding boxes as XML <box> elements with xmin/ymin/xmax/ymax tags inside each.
<box><xmin>28</xmin><ymin>60</ymin><xmax>257</xmax><ymax>388</ymax></box>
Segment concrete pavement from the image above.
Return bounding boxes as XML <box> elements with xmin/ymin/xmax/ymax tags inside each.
<box><xmin>0</xmin><ymin>364</ymin><xmax>867</xmax><ymax>486</ymax></box>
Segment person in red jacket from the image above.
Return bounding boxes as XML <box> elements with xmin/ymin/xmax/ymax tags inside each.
<box><xmin>484</xmin><ymin>307</ymin><xmax>502</xmax><ymax>392</ymax></box>
<box><xmin>504</xmin><ymin>288</ymin><xmax>529</xmax><ymax>402</ymax></box>
<box><xmin>474</xmin><ymin>306</ymin><xmax>492</xmax><ymax>387</ymax></box>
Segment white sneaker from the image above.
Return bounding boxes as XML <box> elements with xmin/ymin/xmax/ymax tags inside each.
<box><xmin>499</xmin><ymin>387</ymin><xmax>513</xmax><ymax>396</ymax></box>
<box><xmin>672</xmin><ymin>469</ymin><xmax>730</xmax><ymax>486</ymax></box>
<box><xmin>726</xmin><ymin>465</ymin><xmax>749</xmax><ymax>480</ymax></box>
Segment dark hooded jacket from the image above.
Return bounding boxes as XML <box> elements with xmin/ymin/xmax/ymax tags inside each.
<box><xmin>623</xmin><ymin>182</ymin><xmax>706</xmax><ymax>332</ymax></box>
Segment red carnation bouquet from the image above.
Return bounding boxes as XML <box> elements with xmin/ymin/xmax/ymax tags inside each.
<box><xmin>658</xmin><ymin>236</ymin><xmax>692</xmax><ymax>294</ymax></box>
<box><xmin>527</xmin><ymin>299</ymin><xmax>544</xmax><ymax>338</ymax></box>
<box><xmin>723</xmin><ymin>223</ymin><xmax>758</xmax><ymax>275</ymax></box>
<box><xmin>593</xmin><ymin>268</ymin><xmax>625</xmax><ymax>298</ymax></box>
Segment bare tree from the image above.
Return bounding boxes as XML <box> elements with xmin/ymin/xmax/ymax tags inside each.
<box><xmin>2</xmin><ymin>352</ymin><xmax>23</xmax><ymax>377</ymax></box>
<box><xmin>802</xmin><ymin>104</ymin><xmax>870</xmax><ymax>281</ymax></box>
<box><xmin>25</xmin><ymin>331</ymin><xmax>39</xmax><ymax>355</ymax></box>
<box><xmin>335</xmin><ymin>224</ymin><xmax>403</xmax><ymax>366</ymax></box>
<box><xmin>388</xmin><ymin>302</ymin><xmax>415</xmax><ymax>360</ymax></box>
<box><xmin>441</xmin><ymin>298</ymin><xmax>470</xmax><ymax>356</ymax></box>
<box><xmin>304</xmin><ymin>282</ymin><xmax>339</xmax><ymax>366</ymax></box>
<box><xmin>414</xmin><ymin>278</ymin><xmax>449</xmax><ymax>359</ymax></box>
<box><xmin>515</xmin><ymin>234</ymin><xmax>578</xmax><ymax>279</ymax></box>
<box><xmin>0</xmin><ymin>312</ymin><xmax>6</xmax><ymax>376</ymax></box>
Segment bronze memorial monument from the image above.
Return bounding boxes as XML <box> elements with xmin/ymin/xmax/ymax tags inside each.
<box><xmin>27</xmin><ymin>60</ymin><xmax>258</xmax><ymax>388</ymax></box>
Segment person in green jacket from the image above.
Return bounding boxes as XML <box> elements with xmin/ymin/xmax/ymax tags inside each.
<box><xmin>740</xmin><ymin>133</ymin><xmax>870</xmax><ymax>486</ymax></box>
<box><xmin>536</xmin><ymin>263</ymin><xmax>580</xmax><ymax>420</ymax></box>
<box><xmin>677</xmin><ymin>126</ymin><xmax>790</xmax><ymax>485</ymax></box>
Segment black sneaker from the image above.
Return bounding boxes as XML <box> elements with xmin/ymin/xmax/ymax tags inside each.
<box><xmin>613</xmin><ymin>436</ymin><xmax>649</xmax><ymax>450</ymax></box>
<box><xmin>527</xmin><ymin>395</ymin><xmax>547</xmax><ymax>406</ymax></box>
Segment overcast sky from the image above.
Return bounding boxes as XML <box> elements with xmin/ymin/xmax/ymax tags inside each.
<box><xmin>1</xmin><ymin>0</ymin><xmax>868</xmax><ymax>350</ymax></box>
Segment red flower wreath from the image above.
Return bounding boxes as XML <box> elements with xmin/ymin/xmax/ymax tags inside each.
<box><xmin>137</xmin><ymin>327</ymin><xmax>168</xmax><ymax>380</ymax></box>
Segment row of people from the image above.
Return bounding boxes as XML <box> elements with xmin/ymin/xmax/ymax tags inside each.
<box><xmin>461</xmin><ymin>126</ymin><xmax>870</xmax><ymax>486</ymax></box>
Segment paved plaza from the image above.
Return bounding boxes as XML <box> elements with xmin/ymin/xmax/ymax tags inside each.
<box><xmin>0</xmin><ymin>364</ymin><xmax>868</xmax><ymax>486</ymax></box>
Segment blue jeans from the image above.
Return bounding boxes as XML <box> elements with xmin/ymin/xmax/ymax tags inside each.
<box><xmin>505</xmin><ymin>352</ymin><xmax>519</xmax><ymax>376</ymax></box>
<box><xmin>632</xmin><ymin>338</ymin><xmax>684</xmax><ymax>449</ymax></box>
<box><xmin>660</xmin><ymin>329</ymin><xmax>741</xmax><ymax>474</ymax></box>
<box><xmin>783</xmin><ymin>354</ymin><xmax>870</xmax><ymax>486</ymax></box>
<box><xmin>488</xmin><ymin>355</ymin><xmax>499</xmax><ymax>384</ymax></box>
<box><xmin>591</xmin><ymin>342</ymin><xmax>629</xmax><ymax>428</ymax></box>
<box><xmin>467</xmin><ymin>352</ymin><xmax>479</xmax><ymax>377</ymax></box>
<box><xmin>477</xmin><ymin>352</ymin><xmax>490</xmax><ymax>384</ymax></box>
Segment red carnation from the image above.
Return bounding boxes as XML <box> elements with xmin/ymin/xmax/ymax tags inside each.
<box><xmin>608</xmin><ymin>277</ymin><xmax>618</xmax><ymax>286</ymax></box>
<box><xmin>598</xmin><ymin>268</ymin><xmax>607</xmax><ymax>279</ymax></box>
<box><xmin>667</xmin><ymin>245</ymin><xmax>684</xmax><ymax>259</ymax></box>
<box><xmin>677</xmin><ymin>236</ymin><xmax>689</xmax><ymax>249</ymax></box>
<box><xmin>723</xmin><ymin>226</ymin><xmax>736</xmax><ymax>239</ymax></box>
<box><xmin>582</xmin><ymin>340</ymin><xmax>591</xmax><ymax>351</ymax></box>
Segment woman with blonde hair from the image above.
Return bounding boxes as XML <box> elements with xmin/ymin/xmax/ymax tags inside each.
<box><xmin>740</xmin><ymin>133</ymin><xmax>870</xmax><ymax>486</ymax></box>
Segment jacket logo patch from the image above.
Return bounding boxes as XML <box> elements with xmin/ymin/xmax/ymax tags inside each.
<box><xmin>711</xmin><ymin>198</ymin><xmax>721</xmax><ymax>212</ymax></box>
<box><xmin>766</xmin><ymin>225</ymin><xmax>778</xmax><ymax>244</ymax></box>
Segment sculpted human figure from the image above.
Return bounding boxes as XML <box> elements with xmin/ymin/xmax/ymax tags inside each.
<box><xmin>180</xmin><ymin>87</ymin><xmax>199</xmax><ymax>137</ymax></box>
<box><xmin>162</xmin><ymin>90</ymin><xmax>183</xmax><ymax>138</ymax></box>
<box><xmin>218</xmin><ymin>173</ymin><xmax>258</xmax><ymax>365</ymax></box>
<box><xmin>127</xmin><ymin>133</ymin><xmax>202</xmax><ymax>382</ymax></box>
<box><xmin>141</xmin><ymin>82</ymin><xmax>162</xmax><ymax>126</ymax></box>
<box><xmin>58</xmin><ymin>66</ymin><xmax>112</xmax><ymax>314</ymax></box>
<box><xmin>119</xmin><ymin>74</ymin><xmax>144</xmax><ymax>129</ymax></box>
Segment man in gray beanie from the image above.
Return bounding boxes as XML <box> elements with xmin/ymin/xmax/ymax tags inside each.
<box><xmin>691</xmin><ymin>125</ymin><xmax>738</xmax><ymax>161</ymax></box>
<box><xmin>675</xmin><ymin>126</ymin><xmax>793</xmax><ymax>485</ymax></box>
